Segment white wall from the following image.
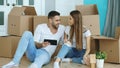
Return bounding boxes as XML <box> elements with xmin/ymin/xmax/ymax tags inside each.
<box><xmin>45</xmin><ymin>0</ymin><xmax>55</xmax><ymax>15</ymax></box>
<box><xmin>55</xmin><ymin>0</ymin><xmax>83</xmax><ymax>16</ymax></box>
<box><xmin>34</xmin><ymin>0</ymin><xmax>45</xmax><ymax>15</ymax></box>
<box><xmin>34</xmin><ymin>0</ymin><xmax>83</xmax><ymax>16</ymax></box>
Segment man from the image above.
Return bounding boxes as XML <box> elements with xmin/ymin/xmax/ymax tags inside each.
<box><xmin>2</xmin><ymin>11</ymin><xmax>65</xmax><ymax>68</ymax></box>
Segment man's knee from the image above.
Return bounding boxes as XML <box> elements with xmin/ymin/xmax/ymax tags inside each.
<box><xmin>22</xmin><ymin>31</ymin><xmax>33</xmax><ymax>37</ymax></box>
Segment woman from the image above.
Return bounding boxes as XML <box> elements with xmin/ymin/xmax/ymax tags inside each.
<box><xmin>54</xmin><ymin>10</ymin><xmax>91</xmax><ymax>68</ymax></box>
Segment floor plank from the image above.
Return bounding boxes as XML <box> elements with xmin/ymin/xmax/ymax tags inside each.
<box><xmin>0</xmin><ymin>57</ymin><xmax>120</xmax><ymax>68</ymax></box>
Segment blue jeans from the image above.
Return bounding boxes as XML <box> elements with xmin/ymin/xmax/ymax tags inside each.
<box><xmin>57</xmin><ymin>44</ymin><xmax>86</xmax><ymax>64</ymax></box>
<box><xmin>12</xmin><ymin>31</ymin><xmax>50</xmax><ymax>68</ymax></box>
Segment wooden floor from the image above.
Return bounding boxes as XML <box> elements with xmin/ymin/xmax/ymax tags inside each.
<box><xmin>0</xmin><ymin>57</ymin><xmax>120</xmax><ymax>68</ymax></box>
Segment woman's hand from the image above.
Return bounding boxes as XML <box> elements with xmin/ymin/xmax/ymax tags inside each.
<box><xmin>64</xmin><ymin>39</ymin><xmax>68</xmax><ymax>43</ymax></box>
<box><xmin>83</xmin><ymin>55</ymin><xmax>90</xmax><ymax>65</ymax></box>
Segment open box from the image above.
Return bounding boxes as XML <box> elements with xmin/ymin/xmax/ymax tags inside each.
<box><xmin>76</xmin><ymin>4</ymin><xmax>100</xmax><ymax>35</ymax></box>
<box><xmin>92</xmin><ymin>27</ymin><xmax>120</xmax><ymax>63</ymax></box>
<box><xmin>8</xmin><ymin>6</ymin><xmax>37</xmax><ymax>36</ymax></box>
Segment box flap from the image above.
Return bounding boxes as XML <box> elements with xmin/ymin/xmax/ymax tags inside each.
<box><xmin>23</xmin><ymin>6</ymin><xmax>37</xmax><ymax>15</ymax></box>
<box><xmin>76</xmin><ymin>4</ymin><xmax>98</xmax><ymax>15</ymax></box>
<box><xmin>9</xmin><ymin>6</ymin><xmax>36</xmax><ymax>16</ymax></box>
<box><xmin>91</xmin><ymin>35</ymin><xmax>117</xmax><ymax>40</ymax></box>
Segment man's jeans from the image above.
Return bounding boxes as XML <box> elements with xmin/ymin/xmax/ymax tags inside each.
<box><xmin>57</xmin><ymin>44</ymin><xmax>86</xmax><ymax>64</ymax></box>
<box><xmin>12</xmin><ymin>31</ymin><xmax>50</xmax><ymax>68</ymax></box>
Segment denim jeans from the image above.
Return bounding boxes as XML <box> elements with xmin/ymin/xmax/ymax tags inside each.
<box><xmin>57</xmin><ymin>44</ymin><xmax>86</xmax><ymax>64</ymax></box>
<box><xmin>12</xmin><ymin>31</ymin><xmax>50</xmax><ymax>68</ymax></box>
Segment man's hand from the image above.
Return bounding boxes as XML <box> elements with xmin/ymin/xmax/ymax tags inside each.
<box><xmin>35</xmin><ymin>42</ymin><xmax>50</xmax><ymax>49</ymax></box>
<box><xmin>42</xmin><ymin>42</ymin><xmax>50</xmax><ymax>47</ymax></box>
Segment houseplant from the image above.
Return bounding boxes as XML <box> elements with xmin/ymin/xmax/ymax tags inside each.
<box><xmin>96</xmin><ymin>51</ymin><xmax>107</xmax><ymax>68</ymax></box>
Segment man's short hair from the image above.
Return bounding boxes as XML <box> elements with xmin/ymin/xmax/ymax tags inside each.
<box><xmin>48</xmin><ymin>11</ymin><xmax>60</xmax><ymax>19</ymax></box>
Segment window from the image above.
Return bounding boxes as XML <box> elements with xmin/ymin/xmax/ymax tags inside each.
<box><xmin>18</xmin><ymin>0</ymin><xmax>23</xmax><ymax>5</ymax></box>
<box><xmin>29</xmin><ymin>0</ymin><xmax>34</xmax><ymax>5</ymax></box>
<box><xmin>0</xmin><ymin>12</ymin><xmax>4</xmax><ymax>25</ymax></box>
<box><xmin>0</xmin><ymin>0</ymin><xmax>4</xmax><ymax>5</ymax></box>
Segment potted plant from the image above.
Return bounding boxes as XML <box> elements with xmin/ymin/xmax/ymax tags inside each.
<box><xmin>96</xmin><ymin>51</ymin><xmax>107</xmax><ymax>68</ymax></box>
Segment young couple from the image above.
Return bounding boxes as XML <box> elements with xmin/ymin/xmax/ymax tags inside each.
<box><xmin>2</xmin><ymin>10</ymin><xmax>91</xmax><ymax>68</ymax></box>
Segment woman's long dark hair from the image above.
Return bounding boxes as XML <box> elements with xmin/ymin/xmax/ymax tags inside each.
<box><xmin>70</xmin><ymin>10</ymin><xmax>83</xmax><ymax>50</ymax></box>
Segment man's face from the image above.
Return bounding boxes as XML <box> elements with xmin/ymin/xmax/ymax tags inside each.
<box><xmin>51</xmin><ymin>15</ymin><xmax>61</xmax><ymax>29</ymax></box>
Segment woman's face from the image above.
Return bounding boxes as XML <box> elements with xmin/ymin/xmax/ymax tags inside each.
<box><xmin>68</xmin><ymin>15</ymin><xmax>74</xmax><ymax>26</ymax></box>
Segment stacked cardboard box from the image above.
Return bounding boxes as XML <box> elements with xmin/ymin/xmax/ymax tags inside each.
<box><xmin>33</xmin><ymin>16</ymin><xmax>69</xmax><ymax>57</ymax></box>
<box><xmin>76</xmin><ymin>4</ymin><xmax>120</xmax><ymax>63</ymax></box>
<box><xmin>76</xmin><ymin>4</ymin><xmax>100</xmax><ymax>54</ymax></box>
<box><xmin>0</xmin><ymin>6</ymin><xmax>37</xmax><ymax>58</ymax></box>
<box><xmin>8</xmin><ymin>6</ymin><xmax>36</xmax><ymax>36</ymax></box>
<box><xmin>91</xmin><ymin>27</ymin><xmax>120</xmax><ymax>63</ymax></box>
<box><xmin>0</xmin><ymin>36</ymin><xmax>20</xmax><ymax>58</ymax></box>
<box><xmin>76</xmin><ymin>4</ymin><xmax>100</xmax><ymax>35</ymax></box>
<box><xmin>33</xmin><ymin>16</ymin><xmax>69</xmax><ymax>31</ymax></box>
<box><xmin>33</xmin><ymin>4</ymin><xmax>100</xmax><ymax>58</ymax></box>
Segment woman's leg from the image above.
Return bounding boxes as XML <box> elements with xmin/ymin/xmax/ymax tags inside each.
<box><xmin>54</xmin><ymin>44</ymin><xmax>71</xmax><ymax>68</ymax></box>
<box><xmin>56</xmin><ymin>45</ymin><xmax>72</xmax><ymax>59</ymax></box>
<box><xmin>65</xmin><ymin>48</ymin><xmax>76</xmax><ymax>58</ymax></box>
<box><xmin>29</xmin><ymin>49</ymin><xmax>50</xmax><ymax>68</ymax></box>
<box><xmin>71</xmin><ymin>49</ymin><xmax>86</xmax><ymax>64</ymax></box>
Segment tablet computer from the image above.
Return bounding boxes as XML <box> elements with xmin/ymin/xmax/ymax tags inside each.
<box><xmin>44</xmin><ymin>39</ymin><xmax>57</xmax><ymax>45</ymax></box>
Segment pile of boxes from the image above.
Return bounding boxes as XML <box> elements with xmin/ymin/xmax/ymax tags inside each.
<box><xmin>76</xmin><ymin>4</ymin><xmax>120</xmax><ymax>63</ymax></box>
<box><xmin>0</xmin><ymin>6</ymin><xmax>36</xmax><ymax>58</ymax></box>
<box><xmin>33</xmin><ymin>4</ymin><xmax>100</xmax><ymax>59</ymax></box>
<box><xmin>91</xmin><ymin>28</ymin><xmax>120</xmax><ymax>63</ymax></box>
<box><xmin>0</xmin><ymin>4</ymin><xmax>102</xmax><ymax>58</ymax></box>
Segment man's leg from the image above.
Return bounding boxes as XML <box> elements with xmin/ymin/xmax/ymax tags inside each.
<box><xmin>2</xmin><ymin>31</ymin><xmax>36</xmax><ymax>68</ymax></box>
<box><xmin>28</xmin><ymin>49</ymin><xmax>50</xmax><ymax>68</ymax></box>
<box><xmin>13</xmin><ymin>31</ymin><xmax>36</xmax><ymax>64</ymax></box>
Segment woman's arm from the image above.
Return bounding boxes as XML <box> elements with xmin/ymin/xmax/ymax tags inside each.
<box><xmin>84</xmin><ymin>36</ymin><xmax>91</xmax><ymax>56</ymax></box>
<box><xmin>64</xmin><ymin>32</ymin><xmax>68</xmax><ymax>43</ymax></box>
<box><xmin>83</xmin><ymin>36</ymin><xmax>91</xmax><ymax>65</ymax></box>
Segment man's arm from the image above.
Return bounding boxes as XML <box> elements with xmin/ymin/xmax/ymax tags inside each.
<box><xmin>35</xmin><ymin>42</ymin><xmax>43</xmax><ymax>49</ymax></box>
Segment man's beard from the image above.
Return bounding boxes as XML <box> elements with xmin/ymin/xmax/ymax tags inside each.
<box><xmin>52</xmin><ymin>23</ymin><xmax>59</xmax><ymax>29</ymax></box>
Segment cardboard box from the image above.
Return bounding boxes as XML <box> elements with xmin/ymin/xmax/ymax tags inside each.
<box><xmin>0</xmin><ymin>36</ymin><xmax>20</xmax><ymax>58</ymax></box>
<box><xmin>33</xmin><ymin>16</ymin><xmax>69</xmax><ymax>31</ymax></box>
<box><xmin>33</xmin><ymin>16</ymin><xmax>69</xmax><ymax>57</ymax></box>
<box><xmin>8</xmin><ymin>6</ymin><xmax>37</xmax><ymax>36</ymax></box>
<box><xmin>91</xmin><ymin>27</ymin><xmax>120</xmax><ymax>63</ymax></box>
<box><xmin>76</xmin><ymin>4</ymin><xmax>100</xmax><ymax>35</ymax></box>
<box><xmin>90</xmin><ymin>38</ymin><xmax>97</xmax><ymax>54</ymax></box>
<box><xmin>33</xmin><ymin>15</ymin><xmax>100</xmax><ymax>57</ymax></box>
